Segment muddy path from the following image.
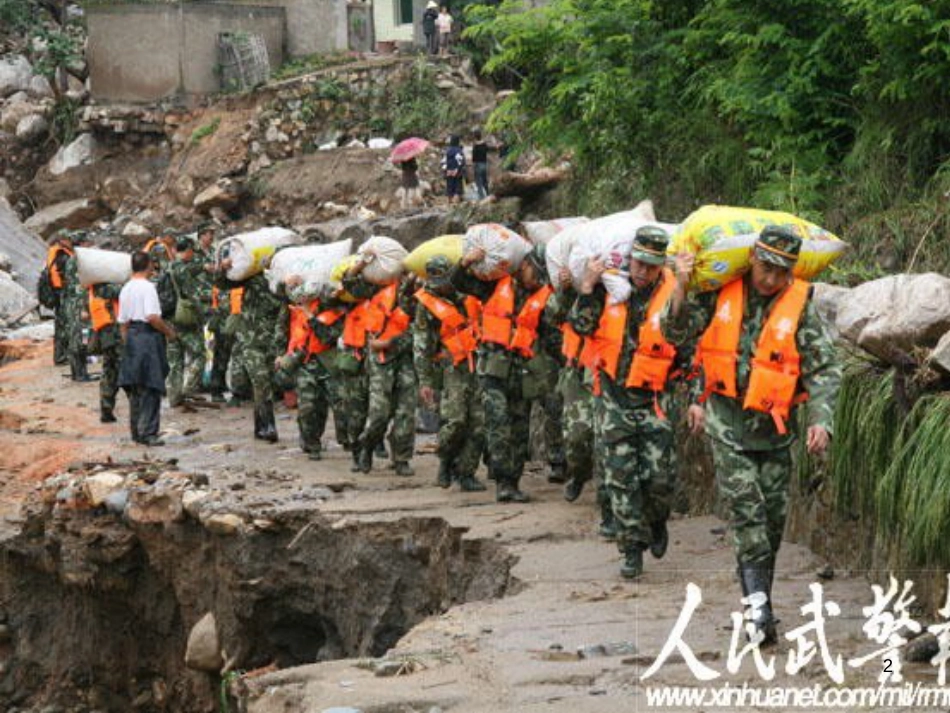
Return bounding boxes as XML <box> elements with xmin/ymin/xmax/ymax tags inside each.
<box><xmin>0</xmin><ymin>337</ymin><xmax>945</xmax><ymax>712</ymax></box>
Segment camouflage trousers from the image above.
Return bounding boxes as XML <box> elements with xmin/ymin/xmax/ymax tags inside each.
<box><xmin>208</xmin><ymin>325</ymin><xmax>234</xmax><ymax>396</ymax></box>
<box><xmin>318</xmin><ymin>352</ymin><xmax>350</xmax><ymax>448</ymax></box>
<box><xmin>227</xmin><ymin>336</ymin><xmax>253</xmax><ymax>400</ymax></box>
<box><xmin>340</xmin><ymin>354</ymin><xmax>369</xmax><ymax>448</ymax></box>
<box><xmin>65</xmin><ymin>302</ymin><xmax>87</xmax><ymax>375</ymax></box>
<box><xmin>597</xmin><ymin>381</ymin><xmax>675</xmax><ymax>552</ymax></box>
<box><xmin>479</xmin><ymin>369</ymin><xmax>529</xmax><ymax>486</ymax></box>
<box><xmin>528</xmin><ymin>390</ymin><xmax>566</xmax><ymax>469</ymax></box>
<box><xmin>710</xmin><ymin>441</ymin><xmax>791</xmax><ymax>565</ymax></box>
<box><xmin>166</xmin><ymin>327</ymin><xmax>206</xmax><ymax>406</ymax></box>
<box><xmin>98</xmin><ymin>331</ymin><xmax>122</xmax><ymax>415</ymax></box>
<box><xmin>53</xmin><ymin>302</ymin><xmax>69</xmax><ymax>364</ymax></box>
<box><xmin>234</xmin><ymin>334</ymin><xmax>277</xmax><ymax>407</ymax></box>
<box><xmin>439</xmin><ymin>364</ymin><xmax>485</xmax><ymax>480</ymax></box>
<box><xmin>559</xmin><ymin>367</ymin><xmax>607</xmax><ymax>501</ymax></box>
<box><xmin>359</xmin><ymin>353</ymin><xmax>417</xmax><ymax>464</ymax></box>
<box><xmin>296</xmin><ymin>357</ymin><xmax>331</xmax><ymax>454</ymax></box>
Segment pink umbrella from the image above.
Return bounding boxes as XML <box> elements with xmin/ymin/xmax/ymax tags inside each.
<box><xmin>390</xmin><ymin>137</ymin><xmax>430</xmax><ymax>163</ymax></box>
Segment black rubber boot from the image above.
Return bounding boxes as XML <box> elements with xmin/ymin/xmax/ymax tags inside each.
<box><xmin>356</xmin><ymin>446</ymin><xmax>373</xmax><ymax>474</ymax></box>
<box><xmin>437</xmin><ymin>460</ymin><xmax>452</xmax><ymax>488</ymax></box>
<box><xmin>547</xmin><ymin>461</ymin><xmax>567</xmax><ymax>484</ymax></box>
<box><xmin>563</xmin><ymin>476</ymin><xmax>585</xmax><ymax>503</ymax></box>
<box><xmin>620</xmin><ymin>546</ymin><xmax>644</xmax><ymax>579</ymax></box>
<box><xmin>375</xmin><ymin>441</ymin><xmax>388</xmax><ymax>459</ymax></box>
<box><xmin>459</xmin><ymin>475</ymin><xmax>487</xmax><ymax>492</ymax></box>
<box><xmin>496</xmin><ymin>480</ymin><xmax>529</xmax><ymax>503</ymax></box>
<box><xmin>254</xmin><ymin>403</ymin><xmax>278</xmax><ymax>443</ymax></box>
<box><xmin>100</xmin><ymin>408</ymin><xmax>117</xmax><ymax>424</ymax></box>
<box><xmin>738</xmin><ymin>563</ymin><xmax>777</xmax><ymax>645</ymax></box>
<box><xmin>649</xmin><ymin>519</ymin><xmax>669</xmax><ymax>559</ymax></box>
<box><xmin>70</xmin><ymin>353</ymin><xmax>94</xmax><ymax>382</ymax></box>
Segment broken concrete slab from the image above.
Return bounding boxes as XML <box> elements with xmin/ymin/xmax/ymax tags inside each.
<box><xmin>23</xmin><ymin>198</ymin><xmax>107</xmax><ymax>238</ymax></box>
<box><xmin>0</xmin><ymin>200</ymin><xmax>46</xmax><ymax>290</ymax></box>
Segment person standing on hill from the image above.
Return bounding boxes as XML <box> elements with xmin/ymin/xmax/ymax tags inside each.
<box><xmin>436</xmin><ymin>5</ymin><xmax>453</xmax><ymax>56</ymax></box>
<box><xmin>471</xmin><ymin>129</ymin><xmax>490</xmax><ymax>200</ymax></box>
<box><xmin>442</xmin><ymin>135</ymin><xmax>465</xmax><ymax>205</ymax></box>
<box><xmin>422</xmin><ymin>1</ymin><xmax>439</xmax><ymax>55</ymax></box>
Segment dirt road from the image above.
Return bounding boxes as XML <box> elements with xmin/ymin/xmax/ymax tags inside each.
<box><xmin>1</xmin><ymin>337</ymin><xmax>944</xmax><ymax>712</ymax></box>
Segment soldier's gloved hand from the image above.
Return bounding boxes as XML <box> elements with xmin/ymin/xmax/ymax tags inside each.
<box><xmin>580</xmin><ymin>257</ymin><xmax>606</xmax><ymax>295</ymax></box>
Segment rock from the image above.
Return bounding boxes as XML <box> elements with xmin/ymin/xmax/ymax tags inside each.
<box><xmin>0</xmin><ymin>271</ymin><xmax>35</xmax><ymax>322</ymax></box>
<box><xmin>181</xmin><ymin>489</ymin><xmax>210</xmax><ymax>518</ymax></box>
<box><xmin>321</xmin><ymin>708</ymin><xmax>362</xmax><ymax>713</ymax></box>
<box><xmin>15</xmin><ymin>114</ymin><xmax>48</xmax><ymax>143</ymax></box>
<box><xmin>28</xmin><ymin>75</ymin><xmax>53</xmax><ymax>99</ymax></box>
<box><xmin>346</xmin><ymin>139</ymin><xmax>366</xmax><ymax>149</ymax></box>
<box><xmin>121</xmin><ymin>221</ymin><xmax>150</xmax><ymax>240</ymax></box>
<box><xmin>0</xmin><ymin>56</ymin><xmax>33</xmax><ymax>98</ymax></box>
<box><xmin>298</xmin><ymin>218</ymin><xmax>368</xmax><ymax>245</ymax></box>
<box><xmin>928</xmin><ymin>331</ymin><xmax>950</xmax><ymax>375</ymax></box>
<box><xmin>0</xmin><ymin>253</ymin><xmax>10</xmax><ymax>272</ymax></box>
<box><xmin>435</xmin><ymin>79</ymin><xmax>457</xmax><ymax>90</ymax></box>
<box><xmin>100</xmin><ymin>176</ymin><xmax>139</xmax><ymax>212</ymax></box>
<box><xmin>48</xmin><ymin>133</ymin><xmax>98</xmax><ymax>176</ymax></box>
<box><xmin>203</xmin><ymin>513</ymin><xmax>244</xmax><ymax>535</ymax></box>
<box><xmin>369</xmin><ymin>210</ymin><xmax>465</xmax><ymax>251</ymax></box>
<box><xmin>836</xmin><ymin>273</ymin><xmax>950</xmax><ymax>358</ymax></box>
<box><xmin>103</xmin><ymin>490</ymin><xmax>129</xmax><ymax>515</ymax></box>
<box><xmin>0</xmin><ymin>200</ymin><xmax>47</xmax><ymax>291</ymax></box>
<box><xmin>905</xmin><ymin>632</ymin><xmax>939</xmax><ymax>663</ymax></box>
<box><xmin>83</xmin><ymin>472</ymin><xmax>126</xmax><ymax>506</ymax></box>
<box><xmin>0</xmin><ymin>178</ymin><xmax>11</xmax><ymax>202</ymax></box>
<box><xmin>193</xmin><ymin>181</ymin><xmax>241</xmax><ymax>212</ymax></box>
<box><xmin>265</xmin><ymin>125</ymin><xmax>289</xmax><ymax>143</ymax></box>
<box><xmin>23</xmin><ymin>198</ymin><xmax>106</xmax><ymax>238</ymax></box>
<box><xmin>126</xmin><ymin>486</ymin><xmax>184</xmax><ymax>525</ymax></box>
<box><xmin>5</xmin><ymin>321</ymin><xmax>54</xmax><ymax>340</ymax></box>
<box><xmin>171</xmin><ymin>175</ymin><xmax>196</xmax><ymax>207</ymax></box>
<box><xmin>811</xmin><ymin>283</ymin><xmax>850</xmax><ymax>339</ymax></box>
<box><xmin>1</xmin><ymin>99</ymin><xmax>44</xmax><ymax>133</ymax></box>
<box><xmin>184</xmin><ymin>613</ymin><xmax>222</xmax><ymax>672</ymax></box>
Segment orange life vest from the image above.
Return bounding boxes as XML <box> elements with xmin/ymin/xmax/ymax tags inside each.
<box><xmin>368</xmin><ymin>283</ymin><xmax>412</xmax><ymax>363</ymax></box>
<box><xmin>46</xmin><ymin>245</ymin><xmax>73</xmax><ymax>289</ymax></box>
<box><xmin>286</xmin><ymin>300</ymin><xmax>344</xmax><ymax>360</ymax></box>
<box><xmin>211</xmin><ymin>286</ymin><xmax>220</xmax><ymax>310</ymax></box>
<box><xmin>343</xmin><ymin>300</ymin><xmax>373</xmax><ymax>351</ymax></box>
<box><xmin>578</xmin><ymin>270</ymin><xmax>678</xmax><ymax>417</ymax></box>
<box><xmin>481</xmin><ymin>275</ymin><xmax>515</xmax><ymax>348</ymax></box>
<box><xmin>561</xmin><ymin>323</ymin><xmax>585</xmax><ymax>367</ymax></box>
<box><xmin>229</xmin><ymin>287</ymin><xmax>244</xmax><ymax>315</ymax></box>
<box><xmin>510</xmin><ymin>284</ymin><xmax>554</xmax><ymax>358</ymax></box>
<box><xmin>415</xmin><ymin>289</ymin><xmax>481</xmax><ymax>370</ymax></box>
<box><xmin>696</xmin><ymin>277</ymin><xmax>810</xmax><ymax>434</ymax></box>
<box><xmin>87</xmin><ymin>287</ymin><xmax>118</xmax><ymax>332</ymax></box>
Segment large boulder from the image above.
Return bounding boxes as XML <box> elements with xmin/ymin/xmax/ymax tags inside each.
<box><xmin>0</xmin><ymin>271</ymin><xmax>35</xmax><ymax>323</ymax></box>
<box><xmin>0</xmin><ymin>200</ymin><xmax>46</xmax><ymax>290</ymax></box>
<box><xmin>23</xmin><ymin>198</ymin><xmax>107</xmax><ymax>238</ymax></box>
<box><xmin>0</xmin><ymin>56</ymin><xmax>33</xmax><ymax>98</ymax></box>
<box><xmin>928</xmin><ymin>331</ymin><xmax>950</xmax><ymax>376</ymax></box>
<box><xmin>811</xmin><ymin>282</ymin><xmax>851</xmax><ymax>340</ymax></box>
<box><xmin>1</xmin><ymin>96</ymin><xmax>45</xmax><ymax>132</ymax></box>
<box><xmin>184</xmin><ymin>612</ymin><xmax>222</xmax><ymax>672</ymax></box>
<box><xmin>836</xmin><ymin>273</ymin><xmax>950</xmax><ymax>357</ymax></box>
<box><xmin>27</xmin><ymin>74</ymin><xmax>54</xmax><ymax>99</ymax></box>
<box><xmin>367</xmin><ymin>210</ymin><xmax>466</xmax><ymax>251</ymax></box>
<box><xmin>193</xmin><ymin>180</ymin><xmax>242</xmax><ymax>212</ymax></box>
<box><xmin>48</xmin><ymin>133</ymin><xmax>98</xmax><ymax>176</ymax></box>
<box><xmin>15</xmin><ymin>114</ymin><xmax>48</xmax><ymax>143</ymax></box>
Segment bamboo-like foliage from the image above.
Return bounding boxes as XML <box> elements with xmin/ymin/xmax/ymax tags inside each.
<box><xmin>877</xmin><ymin>394</ymin><xmax>950</xmax><ymax>565</ymax></box>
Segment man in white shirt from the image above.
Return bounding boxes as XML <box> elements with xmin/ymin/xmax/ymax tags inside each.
<box><xmin>117</xmin><ymin>251</ymin><xmax>177</xmax><ymax>446</ymax></box>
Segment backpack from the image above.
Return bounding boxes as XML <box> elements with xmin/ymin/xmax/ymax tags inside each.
<box><xmin>36</xmin><ymin>267</ymin><xmax>58</xmax><ymax>309</ymax></box>
<box><xmin>156</xmin><ymin>271</ymin><xmax>178</xmax><ymax>319</ymax></box>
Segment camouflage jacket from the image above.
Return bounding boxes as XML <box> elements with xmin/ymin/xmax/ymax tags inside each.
<box><xmin>660</xmin><ymin>274</ymin><xmax>841</xmax><ymax>451</ymax></box>
<box><xmin>412</xmin><ymin>285</ymin><xmax>473</xmax><ymax>391</ymax></box>
<box><xmin>61</xmin><ymin>255</ymin><xmax>86</xmax><ymax>318</ymax></box>
<box><xmin>230</xmin><ymin>273</ymin><xmax>282</xmax><ymax>349</ymax></box>
<box><xmin>168</xmin><ymin>257</ymin><xmax>212</xmax><ymax>327</ymax></box>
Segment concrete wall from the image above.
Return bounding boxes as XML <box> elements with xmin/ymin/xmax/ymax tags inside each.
<box><xmin>87</xmin><ymin>3</ymin><xmax>286</xmax><ymax>102</ymax></box>
<box><xmin>373</xmin><ymin>0</ymin><xmax>414</xmax><ymax>43</ymax></box>
<box><xmin>229</xmin><ymin>0</ymin><xmax>348</xmax><ymax>56</ymax></box>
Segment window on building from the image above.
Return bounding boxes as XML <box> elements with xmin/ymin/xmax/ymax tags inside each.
<box><xmin>398</xmin><ymin>0</ymin><xmax>413</xmax><ymax>25</ymax></box>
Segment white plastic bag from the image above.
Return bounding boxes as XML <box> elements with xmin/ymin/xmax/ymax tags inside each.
<box><xmin>521</xmin><ymin>217</ymin><xmax>590</xmax><ymax>245</ymax></box>
<box><xmin>462</xmin><ymin>223</ymin><xmax>532</xmax><ymax>281</ymax></box>
<box><xmin>358</xmin><ymin>235</ymin><xmax>409</xmax><ymax>285</ymax></box>
<box><xmin>265</xmin><ymin>239</ymin><xmax>353</xmax><ymax>294</ymax></box>
<box><xmin>566</xmin><ymin>200</ymin><xmax>665</xmax><ymax>304</ymax></box>
<box><xmin>219</xmin><ymin>227</ymin><xmax>302</xmax><ymax>281</ymax></box>
<box><xmin>76</xmin><ymin>247</ymin><xmax>132</xmax><ymax>287</ymax></box>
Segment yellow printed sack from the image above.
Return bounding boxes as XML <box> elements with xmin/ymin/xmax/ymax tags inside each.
<box><xmin>403</xmin><ymin>235</ymin><xmax>464</xmax><ymax>277</ymax></box>
<box><xmin>329</xmin><ymin>255</ymin><xmax>361</xmax><ymax>303</ymax></box>
<box><xmin>669</xmin><ymin>205</ymin><xmax>847</xmax><ymax>291</ymax></box>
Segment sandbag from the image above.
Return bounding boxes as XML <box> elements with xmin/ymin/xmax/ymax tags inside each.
<box><xmin>403</xmin><ymin>235</ymin><xmax>463</xmax><ymax>277</ymax></box>
<box><xmin>265</xmin><ymin>239</ymin><xmax>352</xmax><ymax>294</ymax></box>
<box><xmin>521</xmin><ymin>217</ymin><xmax>589</xmax><ymax>245</ymax></box>
<box><xmin>219</xmin><ymin>227</ymin><xmax>302</xmax><ymax>281</ymax></box>
<box><xmin>565</xmin><ymin>200</ymin><xmax>661</xmax><ymax>304</ymax></box>
<box><xmin>358</xmin><ymin>235</ymin><xmax>408</xmax><ymax>285</ymax></box>
<box><xmin>670</xmin><ymin>205</ymin><xmax>847</xmax><ymax>291</ymax></box>
<box><xmin>462</xmin><ymin>223</ymin><xmax>532</xmax><ymax>281</ymax></box>
<box><xmin>76</xmin><ymin>247</ymin><xmax>132</xmax><ymax>287</ymax></box>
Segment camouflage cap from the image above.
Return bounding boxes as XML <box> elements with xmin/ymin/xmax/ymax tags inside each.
<box><xmin>630</xmin><ymin>226</ymin><xmax>669</xmax><ymax>266</ymax></box>
<box><xmin>71</xmin><ymin>229</ymin><xmax>92</xmax><ymax>245</ymax></box>
<box><xmin>755</xmin><ymin>224</ymin><xmax>802</xmax><ymax>270</ymax></box>
<box><xmin>196</xmin><ymin>220</ymin><xmax>217</xmax><ymax>235</ymax></box>
<box><xmin>53</xmin><ymin>228</ymin><xmax>73</xmax><ymax>244</ymax></box>
<box><xmin>425</xmin><ymin>254</ymin><xmax>454</xmax><ymax>286</ymax></box>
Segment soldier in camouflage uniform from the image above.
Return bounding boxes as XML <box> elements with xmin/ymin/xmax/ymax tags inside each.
<box><xmin>413</xmin><ymin>255</ymin><xmax>486</xmax><ymax>492</ymax></box>
<box><xmin>569</xmin><ymin>227</ymin><xmax>681</xmax><ymax>579</ymax></box>
<box><xmin>349</xmin><ymin>261</ymin><xmax>418</xmax><ymax>477</ymax></box>
<box><xmin>662</xmin><ymin>225</ymin><xmax>841</xmax><ymax>643</ymax></box>
<box><xmin>452</xmin><ymin>243</ymin><xmax>560</xmax><ymax>502</ymax></box>
<box><xmin>88</xmin><ymin>281</ymin><xmax>123</xmax><ymax>421</ymax></box>
<box><xmin>46</xmin><ymin>230</ymin><xmax>75</xmax><ymax>365</ymax></box>
<box><xmin>217</xmin><ymin>260</ymin><xmax>284</xmax><ymax>441</ymax></box>
<box><xmin>556</xmin><ymin>272</ymin><xmax>616</xmax><ymax>537</ymax></box>
<box><xmin>62</xmin><ymin>232</ymin><xmax>94</xmax><ymax>382</ymax></box>
<box><xmin>165</xmin><ymin>237</ymin><xmax>211</xmax><ymax>407</ymax></box>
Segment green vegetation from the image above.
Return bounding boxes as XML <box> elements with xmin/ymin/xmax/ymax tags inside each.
<box><xmin>0</xmin><ymin>0</ymin><xmax>84</xmax><ymax>93</ymax></box>
<box><xmin>271</xmin><ymin>52</ymin><xmax>359</xmax><ymax>82</ymax></box>
<box><xmin>190</xmin><ymin>117</ymin><xmax>221</xmax><ymax>145</ymax></box>
<box><xmin>464</xmin><ymin>0</ymin><xmax>950</xmax><ymax>276</ymax></box>
<box><xmin>388</xmin><ymin>58</ymin><xmax>466</xmax><ymax>141</ymax></box>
